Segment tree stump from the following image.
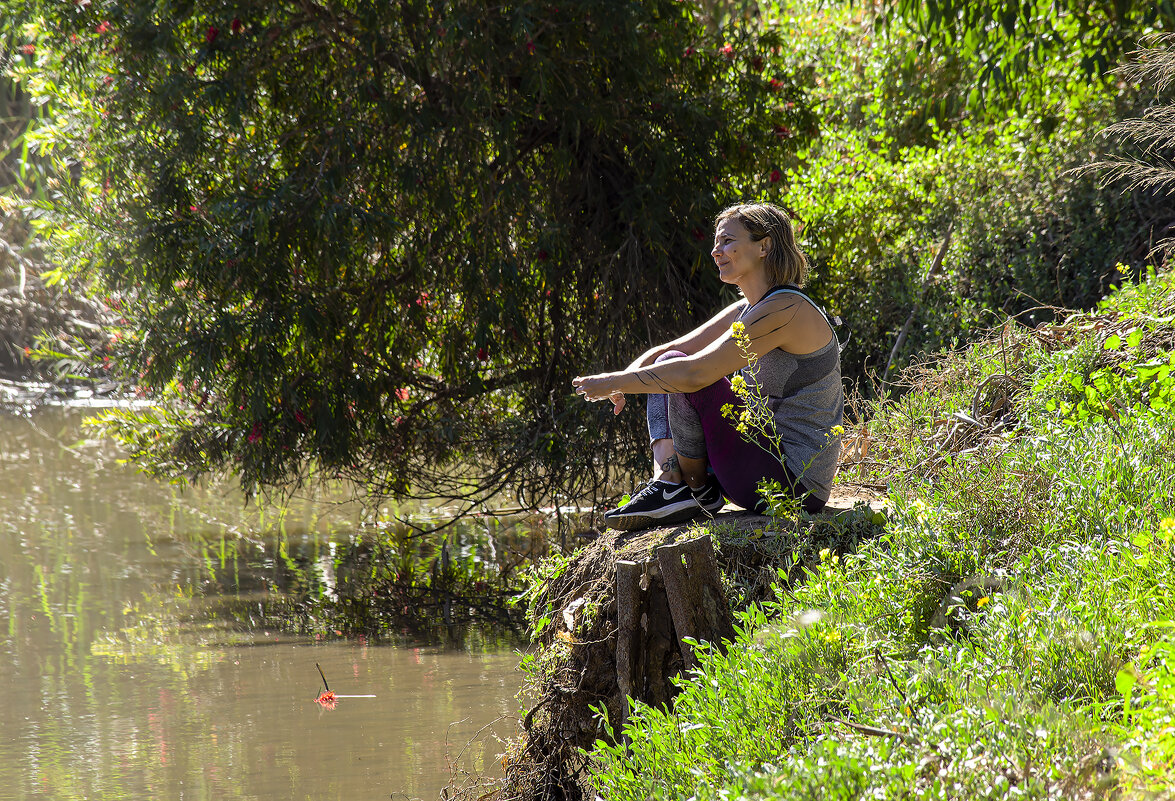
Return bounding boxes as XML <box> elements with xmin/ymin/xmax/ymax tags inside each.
<box><xmin>615</xmin><ymin>558</ymin><xmax>677</xmax><ymax>734</ymax></box>
<box><xmin>655</xmin><ymin>534</ymin><xmax>736</xmax><ymax>669</ymax></box>
<box><xmin>614</xmin><ymin>534</ymin><xmax>735</xmax><ymax>737</ymax></box>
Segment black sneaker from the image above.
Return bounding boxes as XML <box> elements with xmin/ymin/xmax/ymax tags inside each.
<box><xmin>603</xmin><ymin>480</ymin><xmax>702</xmax><ymax>531</ymax></box>
<box><xmin>692</xmin><ymin>475</ymin><xmax>725</xmax><ymax>516</ymax></box>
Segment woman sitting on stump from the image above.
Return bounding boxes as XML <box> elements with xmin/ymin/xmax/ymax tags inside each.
<box><xmin>572</xmin><ymin>202</ymin><xmax>843</xmax><ymax>531</ymax></box>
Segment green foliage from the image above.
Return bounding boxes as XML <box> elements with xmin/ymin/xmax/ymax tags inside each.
<box><xmin>1116</xmin><ymin>630</ymin><xmax>1175</xmax><ymax>792</ymax></box>
<box><xmin>4</xmin><ymin>0</ymin><xmax>812</xmax><ymax>507</ymax></box>
<box><xmin>871</xmin><ymin>0</ymin><xmax>1175</xmax><ymax>109</ymax></box>
<box><xmin>591</xmin><ymin>271</ymin><xmax>1175</xmax><ymax>799</ymax></box>
<box><xmin>764</xmin><ymin>2</ymin><xmax>1164</xmax><ymax>384</ymax></box>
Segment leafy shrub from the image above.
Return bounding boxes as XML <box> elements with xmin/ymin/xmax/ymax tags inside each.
<box><xmin>756</xmin><ymin>2</ymin><xmax>1171</xmax><ymax>387</ymax></box>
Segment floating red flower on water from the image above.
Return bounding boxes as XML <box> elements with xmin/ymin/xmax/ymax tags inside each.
<box><xmin>314</xmin><ymin>691</ymin><xmax>337</xmax><ymax>710</ymax></box>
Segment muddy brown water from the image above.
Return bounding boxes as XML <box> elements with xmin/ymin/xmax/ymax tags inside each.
<box><xmin>0</xmin><ymin>407</ymin><xmax>524</xmax><ymax>800</ymax></box>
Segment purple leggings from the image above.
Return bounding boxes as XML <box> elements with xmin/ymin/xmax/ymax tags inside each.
<box><xmin>647</xmin><ymin>351</ymin><xmax>824</xmax><ymax>514</ymax></box>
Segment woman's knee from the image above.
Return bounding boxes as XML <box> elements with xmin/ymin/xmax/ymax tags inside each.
<box><xmin>654</xmin><ymin>349</ymin><xmax>687</xmax><ymax>364</ymax></box>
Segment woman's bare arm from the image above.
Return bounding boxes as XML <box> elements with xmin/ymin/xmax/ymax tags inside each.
<box><xmin>624</xmin><ymin>299</ymin><xmax>747</xmax><ymax>370</ymax></box>
<box><xmin>573</xmin><ymin>295</ymin><xmax>823</xmax><ymax>401</ymax></box>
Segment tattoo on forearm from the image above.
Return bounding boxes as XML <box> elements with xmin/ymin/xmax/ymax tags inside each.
<box><xmin>661</xmin><ymin>455</ymin><xmax>680</xmax><ymax>474</ymax></box>
<box><xmin>635</xmin><ymin>368</ymin><xmax>688</xmax><ymax>394</ymax></box>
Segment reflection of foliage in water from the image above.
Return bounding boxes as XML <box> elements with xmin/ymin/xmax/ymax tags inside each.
<box><xmin>191</xmin><ymin>514</ymin><xmax>545</xmax><ymax>646</ymax></box>
<box><xmin>0</xmin><ymin>409</ymin><xmax>532</xmax><ymax>800</ymax></box>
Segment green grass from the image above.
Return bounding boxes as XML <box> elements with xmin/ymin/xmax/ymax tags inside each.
<box><xmin>589</xmin><ymin>270</ymin><xmax>1175</xmax><ymax>799</ymax></box>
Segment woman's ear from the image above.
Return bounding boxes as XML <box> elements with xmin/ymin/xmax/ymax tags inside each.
<box><xmin>759</xmin><ymin>236</ymin><xmax>772</xmax><ymax>257</ymax></box>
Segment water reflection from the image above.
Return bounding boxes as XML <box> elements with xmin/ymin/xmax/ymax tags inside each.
<box><xmin>0</xmin><ymin>408</ymin><xmax>526</xmax><ymax>800</ymax></box>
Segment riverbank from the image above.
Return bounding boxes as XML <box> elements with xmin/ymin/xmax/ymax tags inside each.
<box><xmin>501</xmin><ymin>268</ymin><xmax>1175</xmax><ymax>800</ymax></box>
<box><xmin>0</xmin><ymin>248</ymin><xmax>117</xmax><ymax>388</ymax></box>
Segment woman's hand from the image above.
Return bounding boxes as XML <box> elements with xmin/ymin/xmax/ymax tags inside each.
<box><xmin>572</xmin><ymin>374</ymin><xmax>627</xmax><ymax>415</ymax></box>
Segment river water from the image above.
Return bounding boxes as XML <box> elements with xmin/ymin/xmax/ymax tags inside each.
<box><xmin>0</xmin><ymin>408</ymin><xmax>525</xmax><ymax>800</ymax></box>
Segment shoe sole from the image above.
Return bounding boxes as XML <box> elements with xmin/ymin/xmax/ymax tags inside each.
<box><xmin>605</xmin><ymin>503</ymin><xmax>703</xmax><ymax>532</ymax></box>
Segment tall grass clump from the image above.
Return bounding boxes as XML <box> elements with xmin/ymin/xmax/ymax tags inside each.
<box><xmin>591</xmin><ymin>269</ymin><xmax>1175</xmax><ymax>799</ymax></box>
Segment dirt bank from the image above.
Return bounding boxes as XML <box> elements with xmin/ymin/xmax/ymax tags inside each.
<box><xmin>497</xmin><ymin>487</ymin><xmax>886</xmax><ymax>801</ymax></box>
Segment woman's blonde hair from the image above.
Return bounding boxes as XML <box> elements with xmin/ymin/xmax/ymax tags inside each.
<box><xmin>715</xmin><ymin>203</ymin><xmax>808</xmax><ymax>287</ymax></box>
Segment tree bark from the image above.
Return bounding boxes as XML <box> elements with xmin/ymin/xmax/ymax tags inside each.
<box><xmin>655</xmin><ymin>534</ymin><xmax>736</xmax><ymax>670</ymax></box>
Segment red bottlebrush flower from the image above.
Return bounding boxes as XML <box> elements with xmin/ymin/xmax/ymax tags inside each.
<box><xmin>769</xmin><ymin>78</ymin><xmax>783</xmax><ymax>92</ymax></box>
<box><xmin>295</xmin><ymin>410</ymin><xmax>308</xmax><ymax>426</ymax></box>
<box><xmin>526</xmin><ymin>39</ymin><xmax>536</xmax><ymax>55</ymax></box>
<box><xmin>247</xmin><ymin>422</ymin><xmax>262</xmax><ymax>443</ymax></box>
<box><xmin>415</xmin><ymin>291</ymin><xmax>431</xmax><ymax>306</ymax></box>
<box><xmin>769</xmin><ymin>169</ymin><xmax>782</xmax><ymax>183</ymax></box>
<box><xmin>19</xmin><ymin>44</ymin><xmax>35</xmax><ymax>55</ymax></box>
<box><xmin>231</xmin><ymin>18</ymin><xmax>242</xmax><ymax>34</ymax></box>
<box><xmin>314</xmin><ymin>691</ymin><xmax>337</xmax><ymax>710</ymax></box>
<box><xmin>206</xmin><ymin>26</ymin><xmax>219</xmax><ymax>44</ymax></box>
<box><xmin>773</xmin><ymin>124</ymin><xmax>792</xmax><ymax>139</ymax></box>
<box><xmin>96</xmin><ymin>20</ymin><xmax>111</xmax><ymax>35</ymax></box>
<box><xmin>721</xmin><ymin>44</ymin><xmax>734</xmax><ymax>58</ymax></box>
<box><xmin>476</xmin><ymin>346</ymin><xmax>489</xmax><ymax>362</ymax></box>
<box><xmin>684</xmin><ymin>46</ymin><xmax>695</xmax><ymax>56</ymax></box>
<box><xmin>395</xmin><ymin>387</ymin><xmax>410</xmax><ymax>401</ymax></box>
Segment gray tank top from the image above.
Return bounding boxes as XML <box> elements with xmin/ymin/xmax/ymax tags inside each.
<box><xmin>736</xmin><ymin>286</ymin><xmax>843</xmax><ymax>501</ymax></box>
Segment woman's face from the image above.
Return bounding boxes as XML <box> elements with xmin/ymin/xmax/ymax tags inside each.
<box><xmin>711</xmin><ymin>218</ymin><xmax>767</xmax><ymax>285</ymax></box>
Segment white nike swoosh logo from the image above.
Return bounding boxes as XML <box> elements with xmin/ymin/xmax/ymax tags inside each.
<box><xmin>661</xmin><ymin>484</ymin><xmax>690</xmax><ymax>500</ymax></box>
